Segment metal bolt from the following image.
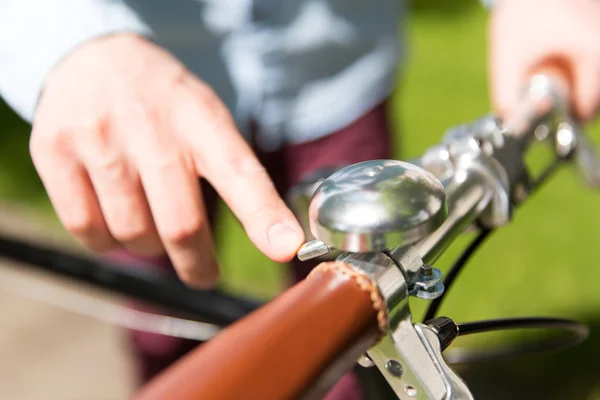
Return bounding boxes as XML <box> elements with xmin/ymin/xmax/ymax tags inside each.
<box><xmin>410</xmin><ymin>265</ymin><xmax>445</xmax><ymax>300</ymax></box>
<box><xmin>405</xmin><ymin>385</ymin><xmax>418</xmax><ymax>397</ymax></box>
<box><xmin>420</xmin><ymin>264</ymin><xmax>433</xmax><ymax>277</ymax></box>
<box><xmin>385</xmin><ymin>360</ymin><xmax>403</xmax><ymax>377</ymax></box>
<box><xmin>415</xmin><ymin>282</ymin><xmax>445</xmax><ymax>300</ymax></box>
<box><xmin>415</xmin><ymin>265</ymin><xmax>441</xmax><ymax>286</ymax></box>
<box><xmin>356</xmin><ymin>354</ymin><xmax>375</xmax><ymax>368</ymax></box>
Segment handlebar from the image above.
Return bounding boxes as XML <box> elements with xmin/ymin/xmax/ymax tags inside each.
<box><xmin>136</xmin><ymin>62</ymin><xmax>596</xmax><ymax>399</ymax></box>
<box><xmin>134</xmin><ymin>261</ymin><xmax>386</xmax><ymax>400</ymax></box>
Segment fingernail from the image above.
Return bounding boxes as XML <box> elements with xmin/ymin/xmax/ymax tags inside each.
<box><xmin>268</xmin><ymin>221</ymin><xmax>303</xmax><ymax>252</ymax></box>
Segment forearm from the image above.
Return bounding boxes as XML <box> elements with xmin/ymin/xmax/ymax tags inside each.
<box><xmin>0</xmin><ymin>0</ymin><xmax>152</xmax><ymax>122</ymax></box>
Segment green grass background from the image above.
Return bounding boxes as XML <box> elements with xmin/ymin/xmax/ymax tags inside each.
<box><xmin>2</xmin><ymin>2</ymin><xmax>600</xmax><ymax>398</ymax></box>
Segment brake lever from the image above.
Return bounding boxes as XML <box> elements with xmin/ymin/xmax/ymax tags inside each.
<box><xmin>366</xmin><ymin>323</ymin><xmax>472</xmax><ymax>400</ymax></box>
<box><xmin>338</xmin><ymin>251</ymin><xmax>474</xmax><ymax>400</ymax></box>
<box><xmin>532</xmin><ymin>112</ymin><xmax>600</xmax><ymax>190</ymax></box>
<box><xmin>501</xmin><ymin>66</ymin><xmax>600</xmax><ymax>190</ymax></box>
<box><xmin>571</xmin><ymin>125</ymin><xmax>600</xmax><ymax>188</ymax></box>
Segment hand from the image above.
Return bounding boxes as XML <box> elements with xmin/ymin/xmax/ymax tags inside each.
<box><xmin>30</xmin><ymin>34</ymin><xmax>304</xmax><ymax>288</ymax></box>
<box><xmin>489</xmin><ymin>0</ymin><xmax>600</xmax><ymax>121</ymax></box>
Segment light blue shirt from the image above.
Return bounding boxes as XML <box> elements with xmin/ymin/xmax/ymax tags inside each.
<box><xmin>0</xmin><ymin>0</ymin><xmax>405</xmax><ymax>150</ymax></box>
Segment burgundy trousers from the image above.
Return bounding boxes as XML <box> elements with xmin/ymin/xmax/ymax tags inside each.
<box><xmin>113</xmin><ymin>101</ymin><xmax>393</xmax><ymax>399</ymax></box>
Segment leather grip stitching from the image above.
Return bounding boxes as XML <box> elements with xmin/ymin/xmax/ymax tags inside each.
<box><xmin>307</xmin><ymin>262</ymin><xmax>388</xmax><ymax>333</ymax></box>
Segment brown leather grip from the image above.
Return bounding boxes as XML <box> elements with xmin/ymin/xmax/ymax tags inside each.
<box><xmin>133</xmin><ymin>261</ymin><xmax>386</xmax><ymax>400</ymax></box>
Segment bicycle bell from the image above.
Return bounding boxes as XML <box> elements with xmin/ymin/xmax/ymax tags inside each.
<box><xmin>308</xmin><ymin>160</ymin><xmax>448</xmax><ymax>252</ymax></box>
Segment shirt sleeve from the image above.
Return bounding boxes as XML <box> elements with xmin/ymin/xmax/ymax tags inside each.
<box><xmin>0</xmin><ymin>0</ymin><xmax>153</xmax><ymax>123</ymax></box>
<box><xmin>480</xmin><ymin>0</ymin><xmax>496</xmax><ymax>9</ymax></box>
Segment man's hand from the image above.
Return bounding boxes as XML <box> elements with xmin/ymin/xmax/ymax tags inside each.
<box><xmin>30</xmin><ymin>34</ymin><xmax>304</xmax><ymax>288</ymax></box>
<box><xmin>490</xmin><ymin>0</ymin><xmax>600</xmax><ymax>121</ymax></box>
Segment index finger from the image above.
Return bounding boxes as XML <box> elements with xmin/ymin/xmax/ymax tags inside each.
<box><xmin>172</xmin><ymin>83</ymin><xmax>304</xmax><ymax>262</ymax></box>
<box><xmin>124</xmin><ymin>105</ymin><xmax>219</xmax><ymax>288</ymax></box>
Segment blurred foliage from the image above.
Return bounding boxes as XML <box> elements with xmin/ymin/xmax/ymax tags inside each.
<box><xmin>1</xmin><ymin>2</ymin><xmax>600</xmax><ymax>399</ymax></box>
<box><xmin>409</xmin><ymin>0</ymin><xmax>478</xmax><ymax>16</ymax></box>
<box><xmin>0</xmin><ymin>102</ymin><xmax>46</xmax><ymax>204</ymax></box>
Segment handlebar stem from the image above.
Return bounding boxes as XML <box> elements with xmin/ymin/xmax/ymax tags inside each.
<box><xmin>392</xmin><ymin>134</ymin><xmax>512</xmax><ymax>272</ymax></box>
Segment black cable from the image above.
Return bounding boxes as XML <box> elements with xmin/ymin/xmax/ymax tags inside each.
<box><xmin>0</xmin><ymin>233</ymin><xmax>263</xmax><ymax>325</ymax></box>
<box><xmin>420</xmin><ymin>159</ymin><xmax>588</xmax><ymax>363</ymax></box>
<box><xmin>457</xmin><ymin>316</ymin><xmax>583</xmax><ymax>336</ymax></box>
<box><xmin>442</xmin><ymin>317</ymin><xmax>589</xmax><ymax>364</ymax></box>
<box><xmin>422</xmin><ymin>228</ymin><xmax>493</xmax><ymax>321</ymax></box>
<box><xmin>423</xmin><ymin>158</ymin><xmax>562</xmax><ymax>322</ymax></box>
<box><xmin>529</xmin><ymin>158</ymin><xmax>562</xmax><ymax>196</ymax></box>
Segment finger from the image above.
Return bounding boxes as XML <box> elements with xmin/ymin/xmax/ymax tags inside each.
<box><xmin>488</xmin><ymin>11</ymin><xmax>523</xmax><ymax>119</ymax></box>
<box><xmin>73</xmin><ymin>117</ymin><xmax>164</xmax><ymax>256</ymax></box>
<box><xmin>29</xmin><ymin>126</ymin><xmax>119</xmax><ymax>253</ymax></box>
<box><xmin>172</xmin><ymin>83</ymin><xmax>304</xmax><ymax>262</ymax></box>
<box><xmin>129</xmin><ymin>108</ymin><xmax>219</xmax><ymax>288</ymax></box>
<box><xmin>572</xmin><ymin>57</ymin><xmax>600</xmax><ymax>121</ymax></box>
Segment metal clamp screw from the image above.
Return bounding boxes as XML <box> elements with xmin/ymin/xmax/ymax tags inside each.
<box><xmin>410</xmin><ymin>265</ymin><xmax>445</xmax><ymax>300</ymax></box>
<box><xmin>357</xmin><ymin>354</ymin><xmax>375</xmax><ymax>368</ymax></box>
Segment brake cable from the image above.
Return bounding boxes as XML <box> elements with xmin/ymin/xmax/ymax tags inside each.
<box><xmin>422</xmin><ymin>157</ymin><xmax>589</xmax><ymax>362</ymax></box>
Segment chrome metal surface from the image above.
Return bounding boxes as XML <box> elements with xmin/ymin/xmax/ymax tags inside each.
<box><xmin>296</xmin><ymin>240</ymin><xmax>335</xmax><ymax>261</ymax></box>
<box><xmin>413</xmin><ymin>282</ymin><xmax>445</xmax><ymax>300</ymax></box>
<box><xmin>341</xmin><ymin>252</ymin><xmax>473</xmax><ymax>399</ymax></box>
<box><xmin>447</xmin><ymin>136</ymin><xmax>511</xmax><ymax>228</ymax></box>
<box><xmin>497</xmin><ymin>73</ymin><xmax>600</xmax><ymax>190</ymax></box>
<box><xmin>414</xmin><ymin>324</ymin><xmax>473</xmax><ymax>399</ymax></box>
<box><xmin>504</xmin><ymin>73</ymin><xmax>568</xmax><ymax>143</ymax></box>
<box><xmin>386</xmin><ymin>360</ymin><xmax>404</xmax><ymax>377</ymax></box>
<box><xmin>389</xmin><ymin>244</ymin><xmax>424</xmax><ymax>283</ymax></box>
<box><xmin>391</xmin><ymin>164</ymin><xmax>492</xmax><ymax>267</ymax></box>
<box><xmin>443</xmin><ymin>115</ymin><xmax>504</xmax><ymax>151</ymax></box>
<box><xmin>412</xmin><ymin>265</ymin><xmax>442</xmax><ymax>290</ymax></box>
<box><xmin>367</xmin><ymin>319</ymin><xmax>472</xmax><ymax>399</ymax></box>
<box><xmin>412</xmin><ymin>169</ymin><xmax>491</xmax><ymax>264</ymax></box>
<box><xmin>357</xmin><ymin>354</ymin><xmax>375</xmax><ymax>368</ymax></box>
<box><xmin>390</xmin><ymin>133</ymin><xmax>511</xmax><ymax>268</ymax></box>
<box><xmin>290</xmin><ymin>72</ymin><xmax>593</xmax><ymax>399</ymax></box>
<box><xmin>288</xmin><ymin>166</ymin><xmax>345</xmax><ymax>262</ymax></box>
<box><xmin>287</xmin><ymin>165</ymin><xmax>346</xmax><ymax>242</ymax></box>
<box><xmin>337</xmin><ymin>252</ymin><xmax>410</xmax><ymax>326</ymax></box>
<box><xmin>555</xmin><ymin>121</ymin><xmax>577</xmax><ymax>157</ymax></box>
<box><xmin>410</xmin><ymin>265</ymin><xmax>445</xmax><ymax>300</ymax></box>
<box><xmin>419</xmin><ymin>145</ymin><xmax>454</xmax><ymax>182</ymax></box>
<box><xmin>309</xmin><ymin>160</ymin><xmax>448</xmax><ymax>252</ymax></box>
<box><xmin>572</xmin><ymin>124</ymin><xmax>600</xmax><ymax>188</ymax></box>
